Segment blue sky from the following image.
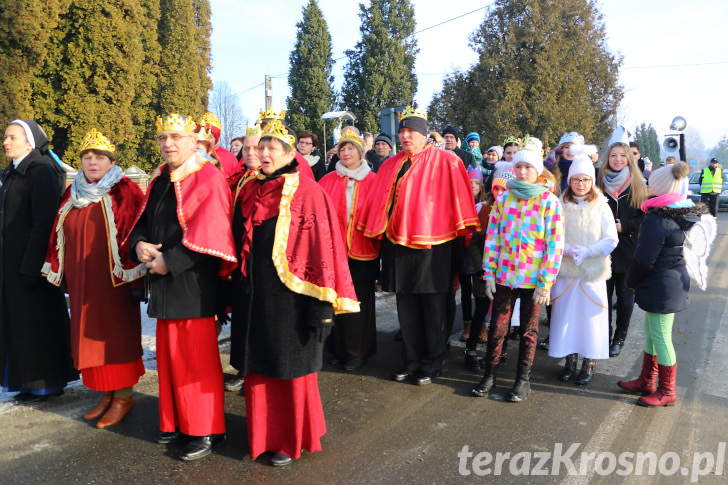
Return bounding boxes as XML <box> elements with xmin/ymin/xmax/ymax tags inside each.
<box><xmin>209</xmin><ymin>0</ymin><xmax>727</xmax><ymax>153</ymax></box>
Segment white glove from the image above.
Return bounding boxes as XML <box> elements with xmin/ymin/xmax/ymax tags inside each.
<box><xmin>533</xmin><ymin>286</ymin><xmax>550</xmax><ymax>306</ymax></box>
<box><xmin>485</xmin><ymin>279</ymin><xmax>496</xmax><ymax>300</ymax></box>
<box><xmin>565</xmin><ymin>246</ymin><xmax>580</xmax><ymax>259</ymax></box>
<box><xmin>573</xmin><ymin>246</ymin><xmax>595</xmax><ymax>266</ymax></box>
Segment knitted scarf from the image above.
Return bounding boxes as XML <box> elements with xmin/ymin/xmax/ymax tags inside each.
<box><xmin>602</xmin><ymin>168</ymin><xmax>631</xmax><ymax>198</ymax></box>
<box><xmin>506</xmin><ymin>178</ymin><xmax>548</xmax><ymax>200</ymax></box>
<box><xmin>70</xmin><ymin>165</ymin><xmax>124</xmax><ymax>208</ymax></box>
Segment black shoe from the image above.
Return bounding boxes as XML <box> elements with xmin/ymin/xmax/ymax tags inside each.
<box><xmin>156</xmin><ymin>431</ymin><xmax>184</xmax><ymax>444</ymax></box>
<box><xmin>559</xmin><ymin>354</ymin><xmax>578</xmax><ymax>382</ymax></box>
<box><xmin>224</xmin><ymin>375</ymin><xmax>244</xmax><ymax>392</ymax></box>
<box><xmin>343</xmin><ymin>359</ymin><xmax>367</xmax><ymax>371</ymax></box>
<box><xmin>574</xmin><ymin>359</ymin><xmax>596</xmax><ymax>386</ymax></box>
<box><xmin>509</xmin><ymin>328</ymin><xmax>520</xmax><ymax>340</ymax></box>
<box><xmin>178</xmin><ymin>434</ymin><xmax>225</xmax><ymax>461</ymax></box>
<box><xmin>391</xmin><ymin>368</ymin><xmax>412</xmax><ymax>382</ymax></box>
<box><xmin>413</xmin><ymin>371</ymin><xmax>440</xmax><ymax>386</ymax></box>
<box><xmin>271</xmin><ymin>452</ymin><xmax>294</xmax><ymax>467</ymax></box>
<box><xmin>538</xmin><ymin>337</ymin><xmax>549</xmax><ymax>351</ymax></box>
<box><xmin>464</xmin><ymin>351</ymin><xmax>481</xmax><ymax>371</ymax></box>
<box><xmin>14</xmin><ymin>390</ymin><xmax>63</xmax><ymax>404</ymax></box>
<box><xmin>609</xmin><ymin>339</ymin><xmax>624</xmax><ymax>357</ymax></box>
<box><xmin>472</xmin><ymin>364</ymin><xmax>497</xmax><ymax>397</ymax></box>
<box><xmin>328</xmin><ymin>357</ymin><xmax>342</xmax><ymax>365</ymax></box>
<box><xmin>509</xmin><ymin>364</ymin><xmax>532</xmax><ymax>402</ymax></box>
<box><xmin>393</xmin><ymin>330</ymin><xmax>403</xmax><ymax>342</ymax></box>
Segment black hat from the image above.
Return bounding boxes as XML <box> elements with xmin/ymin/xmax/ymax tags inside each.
<box><xmin>442</xmin><ymin>125</ymin><xmax>458</xmax><ymax>139</ymax></box>
<box><xmin>374</xmin><ymin>133</ymin><xmax>393</xmax><ymax>149</ymax></box>
<box><xmin>710</xmin><ymin>157</ymin><xmax>719</xmax><ymax>163</ymax></box>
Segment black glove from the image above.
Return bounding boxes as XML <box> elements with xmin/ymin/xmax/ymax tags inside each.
<box><xmin>215</xmin><ymin>279</ymin><xmax>232</xmax><ymax>325</ymax></box>
<box><xmin>130</xmin><ymin>288</ymin><xmax>147</xmax><ymax>304</ymax></box>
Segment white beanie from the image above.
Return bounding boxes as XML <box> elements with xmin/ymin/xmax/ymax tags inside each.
<box><xmin>559</xmin><ymin>131</ymin><xmax>584</xmax><ymax>146</ymax></box>
<box><xmin>567</xmin><ymin>154</ymin><xmax>596</xmax><ymax>182</ymax></box>
<box><xmin>487</xmin><ymin>145</ymin><xmax>503</xmax><ymax>159</ymax></box>
<box><xmin>648</xmin><ymin>162</ymin><xmax>690</xmax><ymax>197</ymax></box>
<box><xmin>512</xmin><ymin>136</ymin><xmax>544</xmax><ymax>175</ymax></box>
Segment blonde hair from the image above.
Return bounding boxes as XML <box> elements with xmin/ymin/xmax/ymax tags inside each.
<box><xmin>596</xmin><ymin>142</ymin><xmax>648</xmax><ymax>209</ymax></box>
<box><xmin>563</xmin><ymin>185</ymin><xmax>600</xmax><ymax>204</ymax></box>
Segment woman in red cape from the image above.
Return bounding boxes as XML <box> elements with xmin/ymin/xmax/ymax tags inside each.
<box><xmin>43</xmin><ymin>130</ymin><xmax>145</xmax><ymax>428</ymax></box>
<box><xmin>319</xmin><ymin>131</ymin><xmax>379</xmax><ymax>371</ymax></box>
<box><xmin>230</xmin><ymin>119</ymin><xmax>358</xmax><ymax>467</ymax></box>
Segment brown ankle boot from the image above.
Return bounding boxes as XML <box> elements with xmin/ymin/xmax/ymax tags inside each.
<box><xmin>97</xmin><ymin>396</ymin><xmax>134</xmax><ymax>428</ymax></box>
<box><xmin>83</xmin><ymin>392</ymin><xmax>113</xmax><ymax>420</ymax></box>
<box><xmin>460</xmin><ymin>321</ymin><xmax>471</xmax><ymax>342</ymax></box>
<box><xmin>478</xmin><ymin>323</ymin><xmax>488</xmax><ymax>343</ymax></box>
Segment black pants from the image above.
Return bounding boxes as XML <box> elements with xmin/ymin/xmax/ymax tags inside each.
<box><xmin>701</xmin><ymin>192</ymin><xmax>719</xmax><ymax>217</ymax></box>
<box><xmin>486</xmin><ymin>285</ymin><xmax>541</xmax><ymax>366</ymax></box>
<box><xmin>606</xmin><ymin>272</ymin><xmax>635</xmax><ymax>342</ymax></box>
<box><xmin>396</xmin><ymin>293</ymin><xmax>448</xmax><ymax>377</ymax></box>
<box><xmin>458</xmin><ymin>273</ymin><xmax>473</xmax><ymax>322</ymax></box>
<box><xmin>466</xmin><ymin>296</ymin><xmax>490</xmax><ymax>351</ymax></box>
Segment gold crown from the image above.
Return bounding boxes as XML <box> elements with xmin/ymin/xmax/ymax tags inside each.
<box><xmin>398</xmin><ymin>106</ymin><xmax>427</xmax><ymax>121</ymax></box>
<box><xmin>246</xmin><ymin>123</ymin><xmax>262</xmax><ymax>137</ymax></box>
<box><xmin>260</xmin><ymin>118</ymin><xmax>296</xmax><ymax>148</ymax></box>
<box><xmin>197</xmin><ymin>112</ymin><xmax>221</xmax><ymax>130</ymax></box>
<box><xmin>339</xmin><ymin>130</ymin><xmax>363</xmax><ymax>148</ymax></box>
<box><xmin>259</xmin><ymin>107</ymin><xmax>286</xmax><ymax>121</ymax></box>
<box><xmin>79</xmin><ymin>129</ymin><xmax>115</xmax><ymax>154</ymax></box>
<box><xmin>503</xmin><ymin>135</ymin><xmax>522</xmax><ymax>146</ymax></box>
<box><xmin>156</xmin><ymin>114</ymin><xmax>196</xmax><ymax>134</ymax></box>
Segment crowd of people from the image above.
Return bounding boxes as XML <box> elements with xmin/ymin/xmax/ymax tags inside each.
<box><xmin>0</xmin><ymin>107</ymin><xmax>718</xmax><ymax>466</ymax></box>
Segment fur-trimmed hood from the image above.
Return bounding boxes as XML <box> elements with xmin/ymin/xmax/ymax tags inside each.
<box><xmin>646</xmin><ymin>204</ymin><xmax>707</xmax><ymax>231</ymax></box>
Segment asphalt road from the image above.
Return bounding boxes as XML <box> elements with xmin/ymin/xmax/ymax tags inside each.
<box><xmin>1</xmin><ymin>215</ymin><xmax>727</xmax><ymax>484</ymax></box>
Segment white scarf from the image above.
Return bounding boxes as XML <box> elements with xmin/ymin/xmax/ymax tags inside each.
<box><xmin>335</xmin><ymin>160</ymin><xmax>371</xmax><ymax>224</ymax></box>
<box><xmin>70</xmin><ymin>165</ymin><xmax>124</xmax><ymax>208</ymax></box>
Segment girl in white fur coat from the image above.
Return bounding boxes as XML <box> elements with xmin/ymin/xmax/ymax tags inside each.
<box><xmin>549</xmin><ymin>152</ymin><xmax>618</xmax><ymax>386</ymax></box>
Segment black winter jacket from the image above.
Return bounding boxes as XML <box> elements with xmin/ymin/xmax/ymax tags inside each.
<box><xmin>605</xmin><ymin>185</ymin><xmax>645</xmax><ymax>273</ymax></box>
<box><xmin>627</xmin><ymin>204</ymin><xmax>707</xmax><ymax>314</ymax></box>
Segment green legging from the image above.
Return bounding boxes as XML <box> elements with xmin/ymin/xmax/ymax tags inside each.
<box><xmin>643</xmin><ymin>312</ymin><xmax>676</xmax><ymax>366</ymax></box>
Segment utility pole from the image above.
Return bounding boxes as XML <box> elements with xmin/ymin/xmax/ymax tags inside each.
<box><xmin>265</xmin><ymin>75</ymin><xmax>272</xmax><ymax>110</ymax></box>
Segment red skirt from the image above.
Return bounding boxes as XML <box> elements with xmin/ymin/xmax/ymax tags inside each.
<box><xmin>244</xmin><ymin>373</ymin><xmax>326</xmax><ymax>460</ymax></box>
<box><xmin>81</xmin><ymin>357</ymin><xmax>145</xmax><ymax>391</ymax></box>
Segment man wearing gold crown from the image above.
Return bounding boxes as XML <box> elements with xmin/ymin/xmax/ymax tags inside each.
<box><xmin>43</xmin><ymin>129</ymin><xmax>146</xmax><ymax>429</ymax></box>
<box><xmin>126</xmin><ymin>114</ymin><xmax>237</xmax><ymax>461</ymax></box>
<box><xmin>357</xmin><ymin>107</ymin><xmax>480</xmax><ymax>385</ymax></box>
<box><xmin>228</xmin><ymin>118</ymin><xmax>358</xmax><ymax>466</ymax></box>
<box><xmin>195</xmin><ymin>112</ymin><xmax>241</xmax><ymax>176</ymax></box>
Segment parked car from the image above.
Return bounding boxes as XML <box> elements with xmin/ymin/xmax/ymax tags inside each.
<box><xmin>686</xmin><ymin>169</ymin><xmax>728</xmax><ymax>210</ymax></box>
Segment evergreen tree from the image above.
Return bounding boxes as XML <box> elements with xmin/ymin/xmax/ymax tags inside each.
<box><xmin>710</xmin><ymin>136</ymin><xmax>728</xmax><ymax>164</ymax></box>
<box><xmin>285</xmin><ymin>0</ymin><xmax>335</xmax><ymax>145</ymax></box>
<box><xmin>31</xmin><ymin>1</ymin><xmax>147</xmax><ymax>169</ymax></box>
<box><xmin>341</xmin><ymin>0</ymin><xmax>419</xmax><ymax>134</ymax></box>
<box><xmin>155</xmin><ymin>0</ymin><xmax>212</xmax><ymax>117</ymax></box>
<box><xmin>428</xmin><ymin>0</ymin><xmax>623</xmax><ymax>148</ymax></box>
<box><xmin>0</xmin><ymin>0</ymin><xmax>69</xmax><ymax>130</ymax></box>
<box><xmin>634</xmin><ymin>123</ymin><xmax>660</xmax><ymax>165</ymax></box>
<box><xmin>128</xmin><ymin>0</ymin><xmax>163</xmax><ymax>171</ymax></box>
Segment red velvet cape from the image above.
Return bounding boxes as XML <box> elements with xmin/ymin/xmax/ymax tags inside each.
<box><xmin>213</xmin><ymin>145</ymin><xmax>242</xmax><ymax>176</ymax></box>
<box><xmin>126</xmin><ymin>154</ymin><xmax>237</xmax><ymax>275</ymax></box>
<box><xmin>236</xmin><ymin>171</ymin><xmax>359</xmax><ymax>314</ymax></box>
<box><xmin>319</xmin><ymin>170</ymin><xmax>380</xmax><ymax>261</ymax></box>
<box><xmin>356</xmin><ymin>144</ymin><xmax>480</xmax><ymax>248</ymax></box>
<box><xmin>44</xmin><ymin>176</ymin><xmax>146</xmax><ymax>286</ymax></box>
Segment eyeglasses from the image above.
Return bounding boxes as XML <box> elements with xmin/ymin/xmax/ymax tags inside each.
<box><xmin>297</xmin><ymin>140</ymin><xmax>312</xmax><ymax>145</ymax></box>
<box><xmin>570</xmin><ymin>178</ymin><xmax>592</xmax><ymax>185</ymax></box>
<box><xmin>631</xmin><ymin>152</ymin><xmax>639</xmax><ymax>157</ymax></box>
<box><xmin>157</xmin><ymin>133</ymin><xmax>194</xmax><ymax>142</ymax></box>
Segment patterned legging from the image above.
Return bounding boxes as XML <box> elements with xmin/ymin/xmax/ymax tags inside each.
<box><xmin>486</xmin><ymin>285</ymin><xmax>542</xmax><ymax>366</ymax></box>
<box><xmin>643</xmin><ymin>312</ymin><xmax>676</xmax><ymax>366</ymax></box>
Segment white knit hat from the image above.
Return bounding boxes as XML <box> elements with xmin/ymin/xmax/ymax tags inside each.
<box><xmin>487</xmin><ymin>145</ymin><xmax>503</xmax><ymax>159</ymax></box>
<box><xmin>648</xmin><ymin>162</ymin><xmax>690</xmax><ymax>197</ymax></box>
<box><xmin>559</xmin><ymin>131</ymin><xmax>584</xmax><ymax>146</ymax></box>
<box><xmin>567</xmin><ymin>154</ymin><xmax>596</xmax><ymax>182</ymax></box>
<box><xmin>512</xmin><ymin>136</ymin><xmax>544</xmax><ymax>175</ymax></box>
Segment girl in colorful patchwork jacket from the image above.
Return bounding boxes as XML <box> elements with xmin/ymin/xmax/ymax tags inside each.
<box><xmin>472</xmin><ymin>136</ymin><xmax>564</xmax><ymax>402</ymax></box>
